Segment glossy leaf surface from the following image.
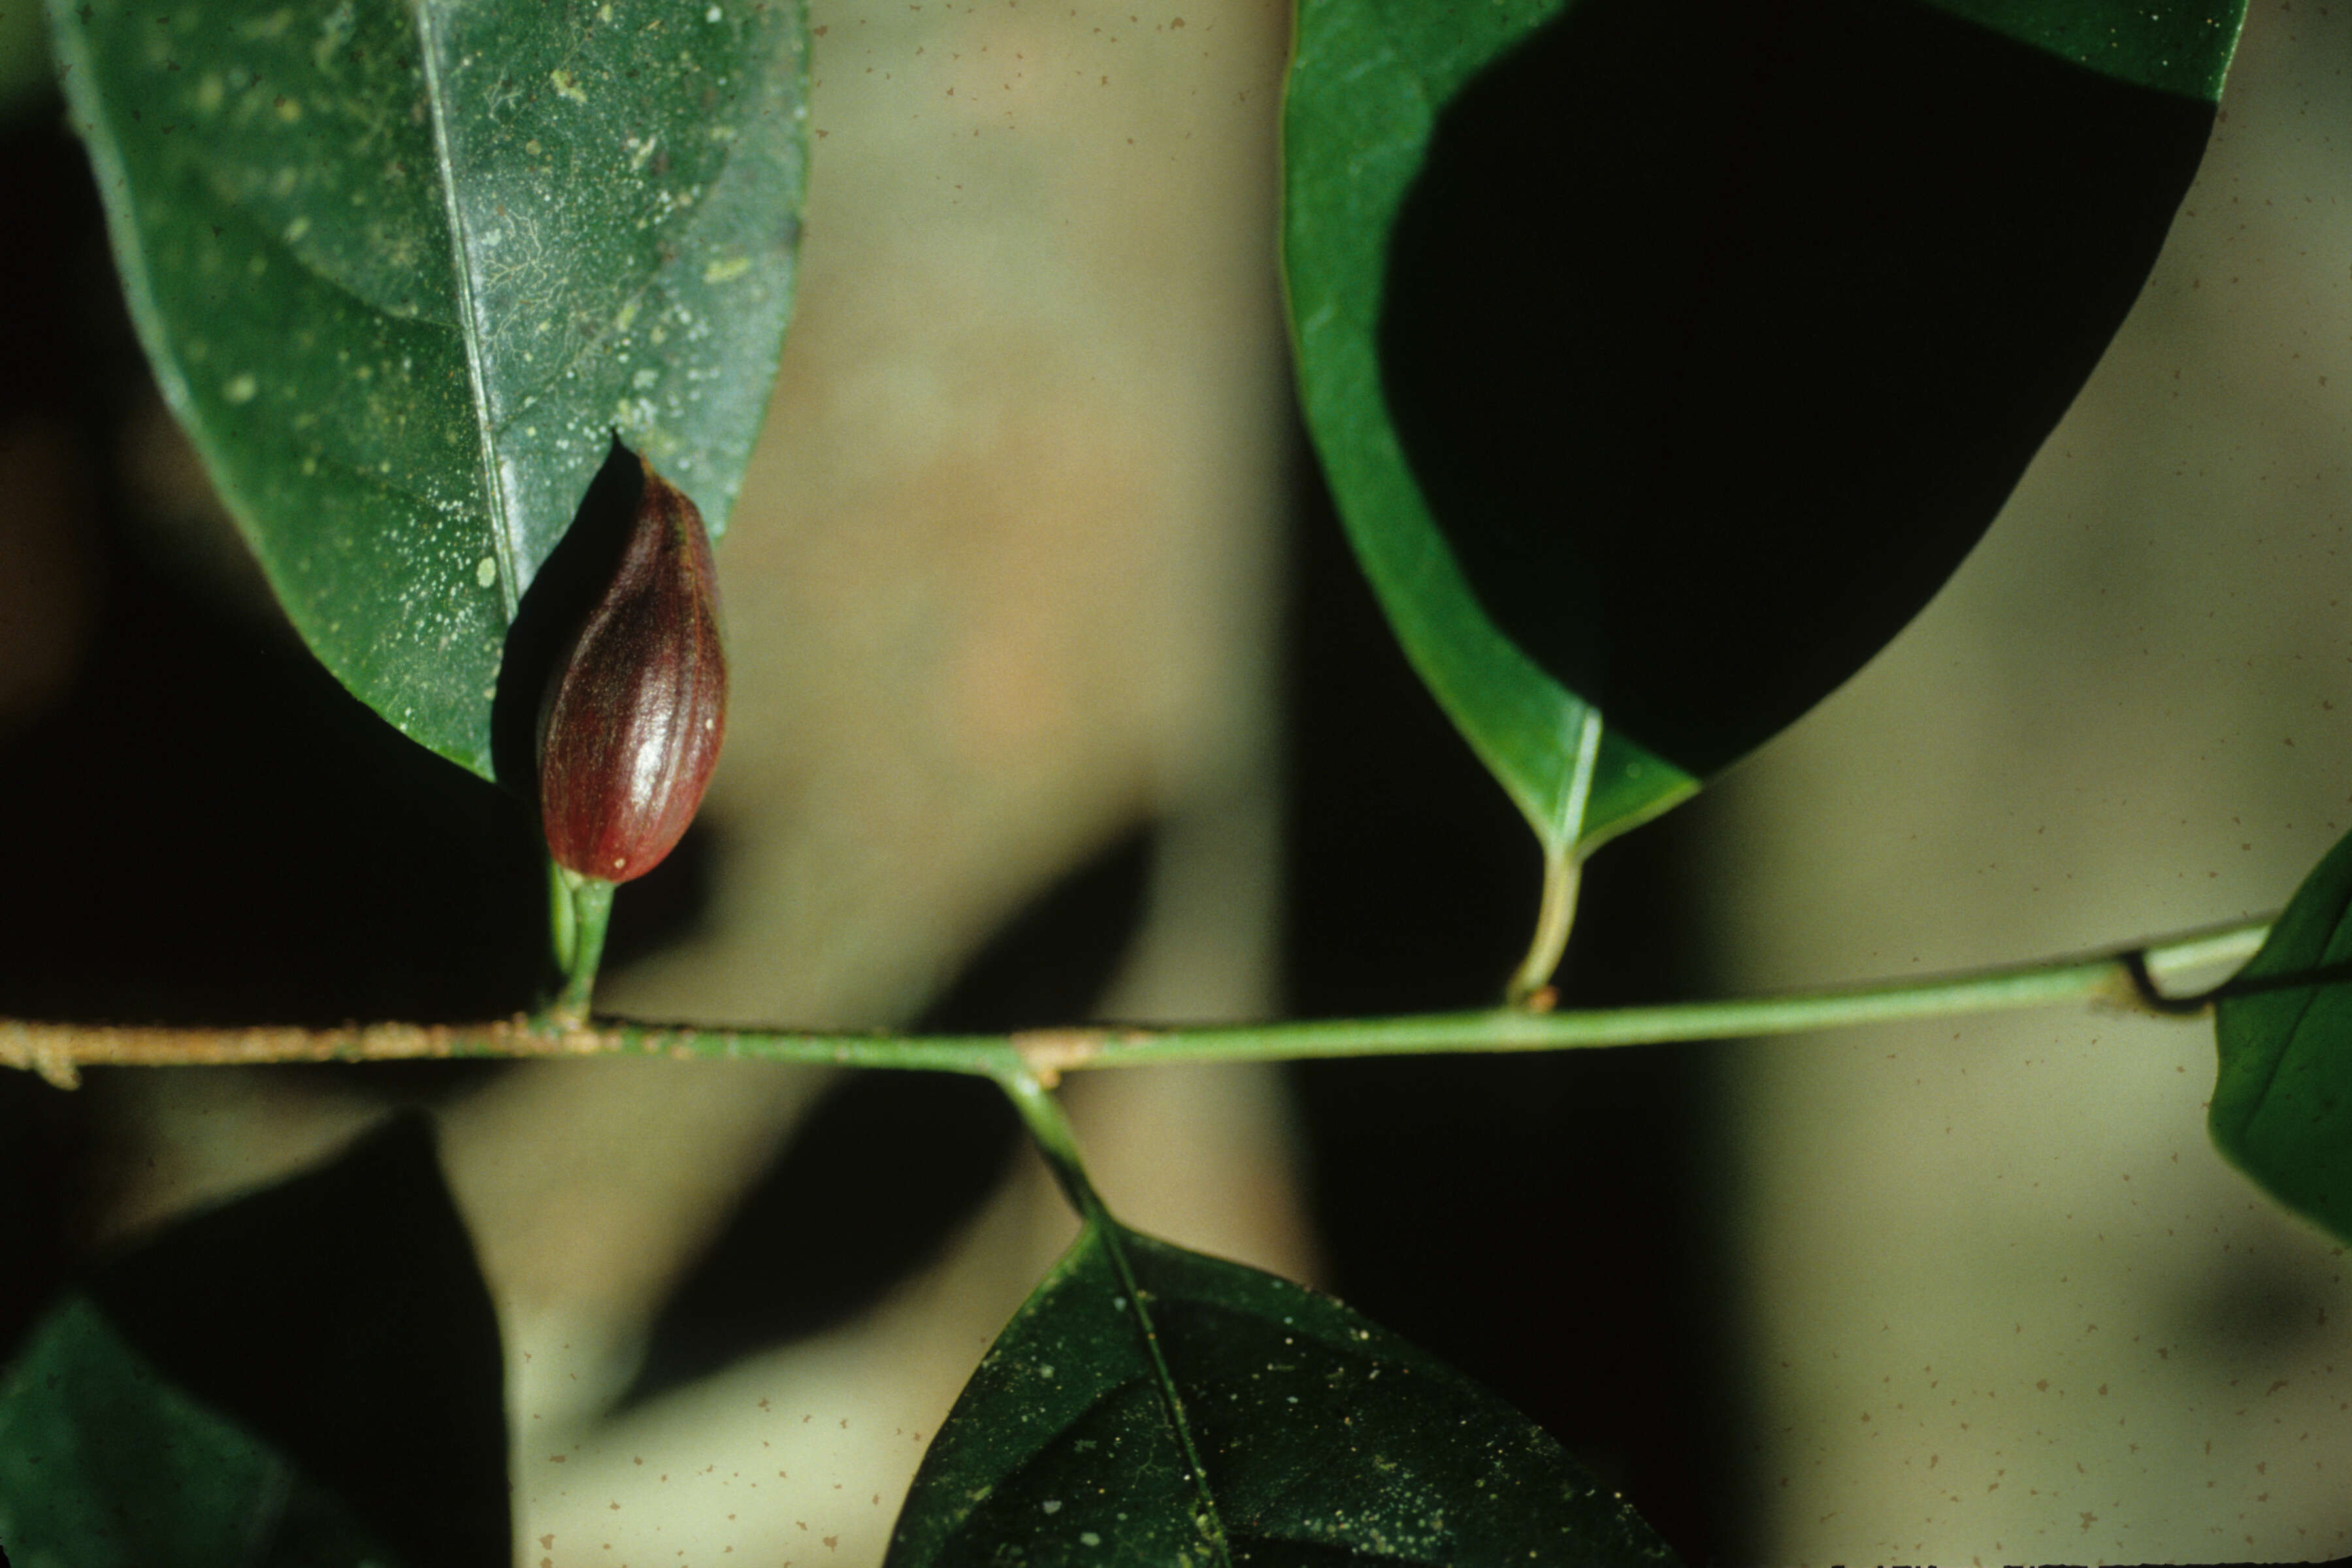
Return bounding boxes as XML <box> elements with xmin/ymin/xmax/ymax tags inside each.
<box><xmin>0</xmin><ymin>1298</ymin><xmax>409</xmax><ymax>1568</ymax></box>
<box><xmin>887</xmin><ymin>1219</ymin><xmax>1679</xmax><ymax>1567</ymax></box>
<box><xmin>2212</xmin><ymin>829</ymin><xmax>2352</xmax><ymax>1245</ymax></box>
<box><xmin>51</xmin><ymin>0</ymin><xmax>806</xmax><ymax>778</ymax></box>
<box><xmin>1283</xmin><ymin>0</ymin><xmax>2239</xmax><ymax>853</ymax></box>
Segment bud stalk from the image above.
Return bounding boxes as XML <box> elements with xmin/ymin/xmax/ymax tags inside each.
<box><xmin>536</xmin><ymin>455</ymin><xmax>727</xmax><ymax>1019</ymax></box>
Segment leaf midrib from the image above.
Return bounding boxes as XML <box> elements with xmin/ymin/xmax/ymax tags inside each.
<box><xmin>410</xmin><ymin>0</ymin><xmax>522</xmax><ymax>622</ymax></box>
<box><xmin>1093</xmin><ymin>1217</ymin><xmax>1235</xmax><ymax>1568</ymax></box>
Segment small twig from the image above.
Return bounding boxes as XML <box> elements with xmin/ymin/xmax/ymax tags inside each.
<box><xmin>0</xmin><ymin>1017</ymin><xmax>570</xmax><ymax>1090</ymax></box>
<box><xmin>0</xmin><ymin>1015</ymin><xmax>1020</xmax><ymax>1088</ymax></box>
<box><xmin>0</xmin><ymin>913</ymin><xmax>2279</xmax><ymax>1088</ymax></box>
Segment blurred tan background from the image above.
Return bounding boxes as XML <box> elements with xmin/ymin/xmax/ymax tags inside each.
<box><xmin>463</xmin><ymin>3</ymin><xmax>1316</xmax><ymax>1561</ymax></box>
<box><xmin>1701</xmin><ymin>1</ymin><xmax>2352</xmax><ymax>1559</ymax></box>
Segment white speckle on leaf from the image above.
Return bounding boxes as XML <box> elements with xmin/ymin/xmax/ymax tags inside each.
<box><xmin>1080</xmin><ymin>1533</ymin><xmax>1101</xmax><ymax>1548</ymax></box>
<box><xmin>702</xmin><ymin>255</ymin><xmax>751</xmax><ymax>284</ymax></box>
<box><xmin>223</xmin><ymin>373</ymin><xmax>258</xmax><ymax>403</ymax></box>
<box><xmin>476</xmin><ymin>557</ymin><xmax>498</xmax><ymax>588</ymax></box>
<box><xmin>1042</xmin><ymin>1501</ymin><xmax>1062</xmax><ymax>1515</ymax></box>
<box><xmin>551</xmin><ymin>68</ymin><xmax>587</xmax><ymax>103</ymax></box>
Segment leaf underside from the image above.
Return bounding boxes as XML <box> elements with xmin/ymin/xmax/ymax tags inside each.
<box><xmin>1282</xmin><ymin>0</ymin><xmax>2240</xmax><ymax>855</ymax></box>
<box><xmin>2213</xmin><ymin>828</ymin><xmax>2352</xmax><ymax>1246</ymax></box>
<box><xmin>52</xmin><ymin>0</ymin><xmax>808</xmax><ymax>778</ymax></box>
<box><xmin>887</xmin><ymin>1220</ymin><xmax>1680</xmax><ymax>1568</ymax></box>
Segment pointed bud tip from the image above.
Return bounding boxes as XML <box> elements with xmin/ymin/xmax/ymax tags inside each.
<box><xmin>538</xmin><ymin>457</ymin><xmax>727</xmax><ymax>883</ymax></box>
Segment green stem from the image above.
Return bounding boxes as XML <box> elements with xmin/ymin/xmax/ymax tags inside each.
<box><xmin>1503</xmin><ymin>707</ymin><xmax>1602</xmax><ymax>1006</ymax></box>
<box><xmin>993</xmin><ymin>1067</ymin><xmax>1107</xmax><ymax>1218</ymax></box>
<box><xmin>1503</xmin><ymin>850</ymin><xmax>1582</xmax><ymax>1007</ymax></box>
<box><xmin>555</xmin><ymin>872</ymin><xmax>615</xmax><ymax>1022</ymax></box>
<box><xmin>1011</xmin><ymin>913</ymin><xmax>2270</xmax><ymax>1073</ymax></box>
<box><xmin>549</xmin><ymin>858</ymin><xmax>580</xmax><ymax>974</ymax></box>
<box><xmin>1</xmin><ymin>915</ymin><xmax>2275</xmax><ymax>1087</ymax></box>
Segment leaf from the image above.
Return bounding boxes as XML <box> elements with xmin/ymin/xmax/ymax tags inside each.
<box><xmin>886</xmin><ymin>1219</ymin><xmax>1680</xmax><ymax>1567</ymax></box>
<box><xmin>1282</xmin><ymin>0</ymin><xmax>1686</xmax><ymax>869</ymax></box>
<box><xmin>0</xmin><ymin>1296</ymin><xmax>409</xmax><ymax>1568</ymax></box>
<box><xmin>50</xmin><ymin>0</ymin><xmax>808</xmax><ymax>779</ymax></box>
<box><xmin>0</xmin><ymin>1113</ymin><xmax>510</xmax><ymax>1568</ymax></box>
<box><xmin>1924</xmin><ymin>0</ymin><xmax>2243</xmax><ymax>99</ymax></box>
<box><xmin>1282</xmin><ymin>0</ymin><xmax>2241</xmax><ymax>857</ymax></box>
<box><xmin>2212</xmin><ymin>828</ymin><xmax>2352</xmax><ymax>1245</ymax></box>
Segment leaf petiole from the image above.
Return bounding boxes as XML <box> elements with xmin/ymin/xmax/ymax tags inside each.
<box><xmin>990</xmin><ymin>1067</ymin><xmax>1103</xmax><ymax>1221</ymax></box>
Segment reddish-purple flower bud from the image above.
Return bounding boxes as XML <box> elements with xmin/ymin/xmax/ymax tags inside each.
<box><xmin>538</xmin><ymin>458</ymin><xmax>727</xmax><ymax>883</ymax></box>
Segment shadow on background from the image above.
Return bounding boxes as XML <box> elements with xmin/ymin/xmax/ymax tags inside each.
<box><xmin>1282</xmin><ymin>429</ymin><xmax>1753</xmax><ymax>1565</ymax></box>
<box><xmin>619</xmin><ymin>830</ymin><xmax>1150</xmax><ymax>1409</ymax></box>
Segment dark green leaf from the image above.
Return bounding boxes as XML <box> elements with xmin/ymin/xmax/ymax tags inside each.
<box><xmin>0</xmin><ymin>1296</ymin><xmax>408</xmax><ymax>1568</ymax></box>
<box><xmin>74</xmin><ymin>1114</ymin><xmax>512</xmax><ymax>1568</ymax></box>
<box><xmin>2212</xmin><ymin>829</ymin><xmax>2352</xmax><ymax>1245</ymax></box>
<box><xmin>1923</xmin><ymin>0</ymin><xmax>2243</xmax><ymax>99</ymax></box>
<box><xmin>887</xmin><ymin>1220</ymin><xmax>1679</xmax><ymax>1567</ymax></box>
<box><xmin>1283</xmin><ymin>0</ymin><xmax>2240</xmax><ymax>857</ymax></box>
<box><xmin>50</xmin><ymin>0</ymin><xmax>808</xmax><ymax>778</ymax></box>
<box><xmin>1283</xmin><ymin>0</ymin><xmax>1688</xmax><ymax>870</ymax></box>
